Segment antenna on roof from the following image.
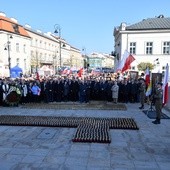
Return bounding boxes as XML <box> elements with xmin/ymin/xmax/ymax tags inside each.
<box><xmin>158</xmin><ymin>15</ymin><xmax>164</xmax><ymax>18</ymax></box>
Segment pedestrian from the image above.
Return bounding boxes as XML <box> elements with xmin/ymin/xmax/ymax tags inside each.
<box><xmin>152</xmin><ymin>82</ymin><xmax>163</xmax><ymax>124</ymax></box>
<box><xmin>31</xmin><ymin>82</ymin><xmax>41</xmax><ymax>103</ymax></box>
<box><xmin>0</xmin><ymin>79</ymin><xmax>3</xmax><ymax>106</ymax></box>
<box><xmin>111</xmin><ymin>81</ymin><xmax>119</xmax><ymax>104</ymax></box>
<box><xmin>138</xmin><ymin>79</ymin><xmax>146</xmax><ymax>109</ymax></box>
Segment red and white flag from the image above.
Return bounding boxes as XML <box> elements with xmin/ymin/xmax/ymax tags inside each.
<box><xmin>145</xmin><ymin>67</ymin><xmax>150</xmax><ymax>86</ymax></box>
<box><xmin>117</xmin><ymin>50</ymin><xmax>135</xmax><ymax>73</ymax></box>
<box><xmin>62</xmin><ymin>68</ymin><xmax>68</xmax><ymax>74</ymax></box>
<box><xmin>36</xmin><ymin>72</ymin><xmax>40</xmax><ymax>80</ymax></box>
<box><xmin>77</xmin><ymin>68</ymin><xmax>83</xmax><ymax>77</ymax></box>
<box><xmin>163</xmin><ymin>63</ymin><xmax>169</xmax><ymax>106</ymax></box>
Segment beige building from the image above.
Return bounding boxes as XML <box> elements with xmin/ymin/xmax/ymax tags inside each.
<box><xmin>70</xmin><ymin>46</ymin><xmax>84</xmax><ymax>70</ymax></box>
<box><xmin>25</xmin><ymin>26</ymin><xmax>59</xmax><ymax>75</ymax></box>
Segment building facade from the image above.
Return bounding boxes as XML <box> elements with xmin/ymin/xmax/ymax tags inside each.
<box><xmin>114</xmin><ymin>15</ymin><xmax>170</xmax><ymax>74</ymax></box>
<box><xmin>88</xmin><ymin>52</ymin><xmax>114</xmax><ymax>69</ymax></box>
<box><xmin>0</xmin><ymin>12</ymin><xmax>83</xmax><ymax>77</ymax></box>
<box><xmin>25</xmin><ymin>26</ymin><xmax>59</xmax><ymax>75</ymax></box>
<box><xmin>0</xmin><ymin>12</ymin><xmax>31</xmax><ymax>77</ymax></box>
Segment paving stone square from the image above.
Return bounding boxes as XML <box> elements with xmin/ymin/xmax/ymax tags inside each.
<box><xmin>0</xmin><ymin>103</ymin><xmax>170</xmax><ymax>170</ymax></box>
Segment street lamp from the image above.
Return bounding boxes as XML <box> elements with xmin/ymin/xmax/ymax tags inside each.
<box><xmin>82</xmin><ymin>47</ymin><xmax>89</xmax><ymax>72</ymax></box>
<box><xmin>54</xmin><ymin>24</ymin><xmax>61</xmax><ymax>71</ymax></box>
<box><xmin>4</xmin><ymin>34</ymin><xmax>13</xmax><ymax>77</ymax></box>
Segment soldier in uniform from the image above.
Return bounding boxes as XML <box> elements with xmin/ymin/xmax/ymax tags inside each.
<box><xmin>138</xmin><ymin>79</ymin><xmax>146</xmax><ymax>109</ymax></box>
<box><xmin>152</xmin><ymin>82</ymin><xmax>163</xmax><ymax>124</ymax></box>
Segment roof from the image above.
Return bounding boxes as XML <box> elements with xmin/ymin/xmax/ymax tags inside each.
<box><xmin>126</xmin><ymin>16</ymin><xmax>170</xmax><ymax>30</ymax></box>
<box><xmin>0</xmin><ymin>15</ymin><xmax>30</xmax><ymax>38</ymax></box>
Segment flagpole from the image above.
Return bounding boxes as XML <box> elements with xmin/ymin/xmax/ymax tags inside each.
<box><xmin>163</xmin><ymin>63</ymin><xmax>169</xmax><ymax>106</ymax></box>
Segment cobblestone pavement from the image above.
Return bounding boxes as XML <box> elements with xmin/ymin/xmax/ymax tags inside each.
<box><xmin>0</xmin><ymin>102</ymin><xmax>170</xmax><ymax>170</ymax></box>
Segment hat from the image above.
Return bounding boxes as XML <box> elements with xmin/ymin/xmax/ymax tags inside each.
<box><xmin>157</xmin><ymin>82</ymin><xmax>163</xmax><ymax>86</ymax></box>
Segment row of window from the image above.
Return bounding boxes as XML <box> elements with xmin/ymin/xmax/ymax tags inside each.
<box><xmin>32</xmin><ymin>39</ymin><xmax>57</xmax><ymax>51</ymax></box>
<box><xmin>8</xmin><ymin>43</ymin><xmax>26</xmax><ymax>53</ymax></box>
<box><xmin>129</xmin><ymin>41</ymin><xmax>170</xmax><ymax>55</ymax></box>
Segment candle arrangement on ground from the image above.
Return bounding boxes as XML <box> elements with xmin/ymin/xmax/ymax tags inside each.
<box><xmin>20</xmin><ymin>102</ymin><xmax>127</xmax><ymax>110</ymax></box>
<box><xmin>0</xmin><ymin>115</ymin><xmax>139</xmax><ymax>143</ymax></box>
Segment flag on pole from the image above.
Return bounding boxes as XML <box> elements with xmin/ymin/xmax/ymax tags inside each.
<box><xmin>117</xmin><ymin>50</ymin><xmax>135</xmax><ymax>73</ymax></box>
<box><xmin>36</xmin><ymin>72</ymin><xmax>40</xmax><ymax>80</ymax></box>
<box><xmin>163</xmin><ymin>63</ymin><xmax>169</xmax><ymax>106</ymax></box>
<box><xmin>146</xmin><ymin>80</ymin><xmax>152</xmax><ymax>96</ymax></box>
<box><xmin>77</xmin><ymin>68</ymin><xmax>83</xmax><ymax>77</ymax></box>
<box><xmin>145</xmin><ymin>67</ymin><xmax>150</xmax><ymax>86</ymax></box>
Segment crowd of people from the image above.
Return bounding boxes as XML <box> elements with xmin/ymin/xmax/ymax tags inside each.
<box><xmin>0</xmin><ymin>74</ymin><xmax>143</xmax><ymax>106</ymax></box>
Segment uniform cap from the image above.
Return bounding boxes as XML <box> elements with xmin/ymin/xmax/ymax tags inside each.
<box><xmin>157</xmin><ymin>82</ymin><xmax>163</xmax><ymax>86</ymax></box>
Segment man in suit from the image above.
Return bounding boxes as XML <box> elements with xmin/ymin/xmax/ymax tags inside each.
<box><xmin>0</xmin><ymin>79</ymin><xmax>3</xmax><ymax>106</ymax></box>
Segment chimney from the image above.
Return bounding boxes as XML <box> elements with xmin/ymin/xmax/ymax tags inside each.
<box><xmin>120</xmin><ymin>22</ymin><xmax>126</xmax><ymax>31</ymax></box>
<box><xmin>10</xmin><ymin>17</ymin><xmax>18</xmax><ymax>23</ymax></box>
<box><xmin>0</xmin><ymin>12</ymin><xmax>6</xmax><ymax>17</ymax></box>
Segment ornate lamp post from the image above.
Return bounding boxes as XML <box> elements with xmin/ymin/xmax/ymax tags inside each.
<box><xmin>4</xmin><ymin>34</ymin><xmax>13</xmax><ymax>77</ymax></box>
<box><xmin>82</xmin><ymin>47</ymin><xmax>89</xmax><ymax>72</ymax></box>
<box><xmin>54</xmin><ymin>24</ymin><xmax>61</xmax><ymax>72</ymax></box>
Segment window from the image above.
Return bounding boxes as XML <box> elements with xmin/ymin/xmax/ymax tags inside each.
<box><xmin>39</xmin><ymin>53</ymin><xmax>42</xmax><ymax>61</ymax></box>
<box><xmin>129</xmin><ymin>42</ymin><xmax>136</xmax><ymax>54</ymax></box>
<box><xmin>163</xmin><ymin>41</ymin><xmax>170</xmax><ymax>54</ymax></box>
<box><xmin>12</xmin><ymin>24</ymin><xmax>20</xmax><ymax>34</ymax></box>
<box><xmin>40</xmin><ymin>40</ymin><xmax>42</xmax><ymax>48</ymax></box>
<box><xmin>44</xmin><ymin>53</ymin><xmax>47</xmax><ymax>61</ymax></box>
<box><xmin>16</xmin><ymin>58</ymin><xmax>19</xmax><ymax>66</ymax></box>
<box><xmin>146</xmin><ymin>42</ymin><xmax>153</xmax><ymax>54</ymax></box>
<box><xmin>131</xmin><ymin>66</ymin><xmax>135</xmax><ymax>70</ymax></box>
<box><xmin>31</xmin><ymin>39</ymin><xmax>33</xmax><ymax>46</ymax></box>
<box><xmin>35</xmin><ymin>39</ymin><xmax>38</xmax><ymax>46</ymax></box>
<box><xmin>23</xmin><ymin>44</ymin><xmax>26</xmax><ymax>53</ymax></box>
<box><xmin>24</xmin><ymin>59</ymin><xmax>26</xmax><ymax>70</ymax></box>
<box><xmin>16</xmin><ymin>43</ymin><xmax>19</xmax><ymax>52</ymax></box>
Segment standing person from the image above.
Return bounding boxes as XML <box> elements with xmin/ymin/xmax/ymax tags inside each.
<box><xmin>152</xmin><ymin>82</ymin><xmax>163</xmax><ymax>124</ymax></box>
<box><xmin>138</xmin><ymin>79</ymin><xmax>146</xmax><ymax>109</ymax></box>
<box><xmin>111</xmin><ymin>81</ymin><xmax>119</xmax><ymax>104</ymax></box>
<box><xmin>0</xmin><ymin>79</ymin><xmax>3</xmax><ymax>106</ymax></box>
<box><xmin>130</xmin><ymin>79</ymin><xmax>138</xmax><ymax>103</ymax></box>
<box><xmin>20</xmin><ymin>80</ymin><xmax>28</xmax><ymax>104</ymax></box>
<box><xmin>122</xmin><ymin>79</ymin><xmax>130</xmax><ymax>103</ymax></box>
<box><xmin>2</xmin><ymin>80</ymin><xmax>10</xmax><ymax>106</ymax></box>
<box><xmin>63</xmin><ymin>80</ymin><xmax>69</xmax><ymax>102</ymax></box>
<box><xmin>79</xmin><ymin>80</ymin><xmax>87</xmax><ymax>103</ymax></box>
<box><xmin>31</xmin><ymin>82</ymin><xmax>41</xmax><ymax>103</ymax></box>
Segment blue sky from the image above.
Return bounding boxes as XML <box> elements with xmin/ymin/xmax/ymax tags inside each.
<box><xmin>1</xmin><ymin>0</ymin><xmax>170</xmax><ymax>54</ymax></box>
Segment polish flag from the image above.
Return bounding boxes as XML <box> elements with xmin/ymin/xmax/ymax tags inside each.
<box><xmin>67</xmin><ymin>69</ymin><xmax>72</xmax><ymax>75</ymax></box>
<box><xmin>36</xmin><ymin>72</ymin><xmax>40</xmax><ymax>80</ymax></box>
<box><xmin>145</xmin><ymin>80</ymin><xmax>152</xmax><ymax>96</ymax></box>
<box><xmin>163</xmin><ymin>63</ymin><xmax>169</xmax><ymax>106</ymax></box>
<box><xmin>62</xmin><ymin>68</ymin><xmax>68</xmax><ymax>74</ymax></box>
<box><xmin>77</xmin><ymin>68</ymin><xmax>83</xmax><ymax>77</ymax></box>
<box><xmin>145</xmin><ymin>67</ymin><xmax>150</xmax><ymax>86</ymax></box>
<box><xmin>117</xmin><ymin>50</ymin><xmax>135</xmax><ymax>73</ymax></box>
